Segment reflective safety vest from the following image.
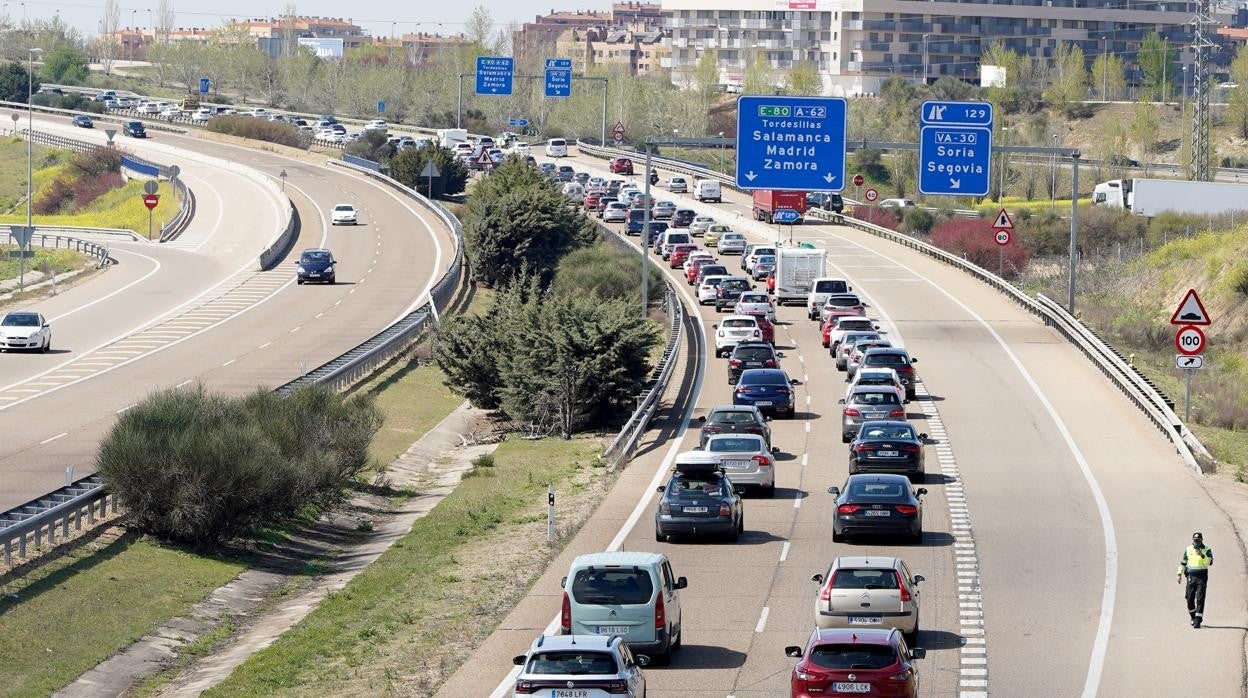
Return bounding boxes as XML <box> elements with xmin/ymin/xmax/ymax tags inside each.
<box><xmin>1178</xmin><ymin>545</ymin><xmax>1212</xmax><ymax>575</ymax></box>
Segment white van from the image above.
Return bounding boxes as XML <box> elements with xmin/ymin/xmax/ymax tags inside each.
<box><xmin>561</xmin><ymin>182</ymin><xmax>584</xmax><ymax>204</ymax></box>
<box><xmin>807</xmin><ymin>277</ymin><xmax>853</xmax><ymax>320</ymax></box>
<box><xmin>546</xmin><ymin>138</ymin><xmax>569</xmax><ymax>157</ymax></box>
<box><xmin>560</xmin><ymin>551</ymin><xmax>686</xmax><ymax>663</ymax></box>
<box><xmin>694</xmin><ymin>179</ymin><xmax>722</xmax><ymax>203</ymax></box>
<box><xmin>657</xmin><ymin>230</ymin><xmax>691</xmax><ymax>259</ymax></box>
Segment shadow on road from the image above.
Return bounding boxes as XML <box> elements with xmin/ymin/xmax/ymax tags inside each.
<box><xmin>658</xmin><ymin>644</ymin><xmax>747</xmax><ymax>670</ymax></box>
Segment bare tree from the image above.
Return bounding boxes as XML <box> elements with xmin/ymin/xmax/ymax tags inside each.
<box><xmin>465</xmin><ymin>5</ymin><xmax>495</xmax><ymax>51</ymax></box>
<box><xmin>280</xmin><ymin>4</ymin><xmax>298</xmax><ymax>57</ymax></box>
<box><xmin>98</xmin><ymin>0</ymin><xmax>121</xmax><ymax>74</ymax></box>
<box><xmin>156</xmin><ymin>0</ymin><xmax>175</xmax><ymax>44</ymax></box>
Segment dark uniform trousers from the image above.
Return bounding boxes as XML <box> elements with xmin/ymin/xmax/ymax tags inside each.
<box><xmin>1186</xmin><ymin>570</ymin><xmax>1208</xmax><ymax>619</ymax></box>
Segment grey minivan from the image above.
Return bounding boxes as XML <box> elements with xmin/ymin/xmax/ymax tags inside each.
<box><xmin>560</xmin><ymin>551</ymin><xmax>686</xmax><ymax>664</ymax></box>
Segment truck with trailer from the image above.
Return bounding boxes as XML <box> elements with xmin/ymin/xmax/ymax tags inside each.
<box><xmin>772</xmin><ymin>247</ymin><xmax>827</xmax><ymax>306</ymax></box>
<box><xmin>1092</xmin><ymin>178</ymin><xmax>1248</xmax><ymax>217</ymax></box>
<box><xmin>752</xmin><ymin>190</ymin><xmax>807</xmax><ymax>224</ymax></box>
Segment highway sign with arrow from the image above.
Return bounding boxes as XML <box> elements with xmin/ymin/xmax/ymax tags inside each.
<box><xmin>475</xmin><ymin>56</ymin><xmax>514</xmax><ymax>95</ymax></box>
<box><xmin>735</xmin><ymin>95</ymin><xmax>846</xmax><ymax>192</ymax></box>
<box><xmin>1170</xmin><ymin>288</ymin><xmax>1211</xmax><ymax>326</ymax></box>
<box><xmin>1176</xmin><ymin>354</ymin><xmax>1204</xmax><ymax>369</ymax></box>
<box><xmin>773</xmin><ymin>209</ymin><xmax>800</xmax><ymax>224</ymax></box>
<box><xmin>918</xmin><ymin>100</ymin><xmax>993</xmax><ymax>197</ymax></box>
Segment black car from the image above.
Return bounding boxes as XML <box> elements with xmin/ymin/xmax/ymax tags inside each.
<box><xmin>849</xmin><ymin>421</ymin><xmax>927</xmax><ymax>482</ymax></box>
<box><xmin>715</xmin><ymin>277</ymin><xmax>752</xmax><ymax>313</ymax></box>
<box><xmin>1108</xmin><ymin>155</ymin><xmax>1140</xmax><ymax>168</ymax></box>
<box><xmin>807</xmin><ymin>192</ymin><xmax>844</xmax><ymax>213</ymax></box>
<box><xmin>538</xmin><ymin>162</ymin><xmax>557</xmax><ymax>177</ymax></box>
<box><xmin>72</xmin><ymin>115</ymin><xmax>93</xmax><ymax>128</ymax></box>
<box><xmin>828</xmin><ymin>474</ymin><xmax>927</xmax><ymax>543</ymax></box>
<box><xmin>573</xmin><ymin>172</ymin><xmax>590</xmax><ymax>186</ymax></box>
<box><xmin>556</xmin><ymin>165</ymin><xmax>575</xmax><ymax>182</ymax></box>
<box><xmin>670</xmin><ymin>209</ymin><xmax>696</xmax><ymax>228</ymax></box>
<box><xmin>728</xmin><ymin>342</ymin><xmax>779</xmax><ymax>385</ymax></box>
<box><xmin>642</xmin><ymin>221</ymin><xmax>668</xmax><ymax>245</ymax></box>
<box><xmin>296</xmin><ymin>248</ymin><xmax>336</xmax><ymax>284</ymax></box>
<box><xmin>122</xmin><ymin>120</ymin><xmax>146</xmax><ymax>138</ymax></box>
<box><xmin>859</xmin><ymin>348</ymin><xmax>919</xmax><ymax>400</ymax></box>
<box><xmin>595</xmin><ymin>196</ymin><xmax>618</xmax><ymax>217</ymax></box>
<box><xmin>698</xmin><ymin>405</ymin><xmax>771</xmax><ymax>449</ymax></box>
<box><xmin>654</xmin><ymin>459</ymin><xmax>744</xmax><ymax>541</ymax></box>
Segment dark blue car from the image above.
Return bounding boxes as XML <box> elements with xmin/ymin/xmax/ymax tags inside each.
<box><xmin>732</xmin><ymin>368</ymin><xmax>796</xmax><ymax>418</ymax></box>
<box><xmin>296</xmin><ymin>248</ymin><xmax>336</xmax><ymax>285</ymax></box>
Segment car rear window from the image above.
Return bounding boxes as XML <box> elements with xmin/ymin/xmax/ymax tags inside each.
<box><xmin>826</xmin><ymin>295</ymin><xmax>862</xmax><ymax>307</ymax></box>
<box><xmin>848</xmin><ymin>481</ymin><xmax>907</xmax><ymax>498</ymax></box>
<box><xmin>842</xmin><ymin>332</ymin><xmax>879</xmax><ymax>345</ymax></box>
<box><xmin>745</xmin><ymin>371</ymin><xmax>787</xmax><ymax>385</ymax></box>
<box><xmin>701</xmin><ymin>266</ymin><xmax>728</xmax><ymax>276</ymax></box>
<box><xmin>808</xmin><ymin>644</ymin><xmax>898</xmax><ymax>670</ymax></box>
<box><xmin>721</xmin><ymin>279</ymin><xmax>749</xmax><ymax>291</ymax></box>
<box><xmin>860</xmin><ymin>424</ymin><xmax>915</xmax><ymax>440</ymax></box>
<box><xmin>739</xmin><ymin>293</ymin><xmax>768</xmax><ymax>303</ymax></box>
<box><xmin>723</xmin><ymin>318</ymin><xmax>756</xmax><ymax>328</ymax></box>
<box><xmin>755</xmin><ymin>256</ymin><xmax>775</xmax><ymax>265</ymax></box>
<box><xmin>667</xmin><ymin>233</ymin><xmax>689</xmax><ymax>243</ymax></box>
<box><xmin>710</xmin><ymin>411</ymin><xmax>758</xmax><ymax>424</ymax></box>
<box><xmin>814</xmin><ymin>280</ymin><xmax>848</xmax><ymax>294</ymax></box>
<box><xmin>707</xmin><ymin>436</ymin><xmax>762</xmax><ymax>452</ymax></box>
<box><xmin>832</xmin><ymin>569</ymin><xmax>900</xmax><ymax>589</ymax></box>
<box><xmin>734</xmin><ymin>346</ymin><xmax>774</xmax><ymax>360</ymax></box>
<box><xmin>528</xmin><ymin>651</ymin><xmax>618</xmax><ymax>675</ymax></box>
<box><xmin>850</xmin><ymin>392</ymin><xmax>900</xmax><ymax>405</ymax></box>
<box><xmin>865</xmin><ymin>353</ymin><xmax>908</xmax><ymax>366</ymax></box>
<box><xmin>571</xmin><ymin>569</ymin><xmax>654</xmax><ymax>605</ymax></box>
<box><xmin>838</xmin><ymin>320</ymin><xmax>875</xmax><ymax>331</ymax></box>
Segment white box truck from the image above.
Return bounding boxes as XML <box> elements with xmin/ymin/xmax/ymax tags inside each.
<box><xmin>1092</xmin><ymin>178</ymin><xmax>1248</xmax><ymax>217</ymax></box>
<box><xmin>773</xmin><ymin>247</ymin><xmax>827</xmax><ymax>306</ymax></box>
<box><xmin>437</xmin><ymin>128</ymin><xmax>468</xmax><ymax>149</ymax></box>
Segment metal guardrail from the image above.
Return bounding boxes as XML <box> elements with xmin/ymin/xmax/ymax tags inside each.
<box><xmin>2</xmin><ymin>228</ymin><xmax>114</xmax><ymax>266</ymax></box>
<box><xmin>0</xmin><ymin>475</ymin><xmax>118</xmax><ymax>568</ymax></box>
<box><xmin>1</xmin><ymin>98</ymin><xmax>187</xmax><ymax>134</ymax></box>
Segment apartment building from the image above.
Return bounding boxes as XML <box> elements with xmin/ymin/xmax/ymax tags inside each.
<box><xmin>554</xmin><ymin>22</ymin><xmax>670</xmax><ymax>75</ymax></box>
<box><xmin>664</xmin><ymin>0</ymin><xmax>1233</xmax><ymax>96</ymax></box>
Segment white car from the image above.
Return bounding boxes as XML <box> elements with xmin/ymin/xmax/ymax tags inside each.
<box><xmin>734</xmin><ymin>291</ymin><xmax>776</xmax><ymax>323</ymax></box>
<box><xmin>718</xmin><ymin>232</ymin><xmax>748</xmax><ymax>255</ymax></box>
<box><xmin>509</xmin><ymin>142</ymin><xmax>530</xmax><ymax>154</ymax></box>
<box><xmin>698</xmin><ymin>274</ymin><xmax>729</xmax><ymax>305</ymax></box>
<box><xmin>846</xmin><ymin>367</ymin><xmax>906</xmax><ymax>405</ymax></box>
<box><xmin>828</xmin><ymin>316</ymin><xmax>882</xmax><ymax>354</ymax></box>
<box><xmin>703</xmin><ymin>433</ymin><xmax>775</xmax><ymax>493</ymax></box>
<box><xmin>331</xmin><ymin>204</ymin><xmax>358</xmax><ymax>225</ymax></box>
<box><xmin>667</xmin><ymin>177</ymin><xmax>688</xmax><ymax>193</ymax></box>
<box><xmin>137</xmin><ymin>101</ymin><xmax>160</xmax><ymax>114</ymax></box>
<box><xmin>0</xmin><ymin>311</ymin><xmax>51</xmax><ymax>352</ymax></box>
<box><xmin>191</xmin><ymin>107</ymin><xmax>213</xmax><ymax>122</ymax></box>
<box><xmin>602</xmin><ymin>201</ymin><xmax>628</xmax><ymax>222</ymax></box>
<box><xmin>363</xmin><ymin>119</ymin><xmax>387</xmax><ymax>131</ymax></box>
<box><xmin>743</xmin><ymin>245</ymin><xmax>777</xmax><ymax>273</ymax></box>
<box><xmin>879</xmin><ymin>198</ymin><xmax>917</xmax><ymax>209</ymax></box>
<box><xmin>713</xmin><ymin>314</ymin><xmax>763</xmax><ymax>357</ymax></box>
<box><xmin>689</xmin><ymin>216</ymin><xmax>715</xmax><ymax>236</ymax></box>
<box><xmin>545</xmin><ymin>138</ymin><xmax>568</xmax><ymax>157</ymax></box>
<box><xmin>159</xmin><ymin>106</ymin><xmax>182</xmax><ymax>119</ymax></box>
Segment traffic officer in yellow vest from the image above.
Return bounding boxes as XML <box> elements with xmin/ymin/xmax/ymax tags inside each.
<box><xmin>1176</xmin><ymin>532</ymin><xmax>1213</xmax><ymax>628</ymax></box>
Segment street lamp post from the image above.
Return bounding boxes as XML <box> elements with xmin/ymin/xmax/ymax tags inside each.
<box><xmin>1050</xmin><ymin>133</ymin><xmax>1058</xmax><ymax>209</ymax></box>
<box><xmin>718</xmin><ymin>131</ymin><xmax>725</xmax><ymax>173</ymax></box>
<box><xmin>22</xmin><ymin>47</ymin><xmax>42</xmax><ymax>291</ymax></box>
<box><xmin>922</xmin><ymin>34</ymin><xmax>933</xmax><ymax>86</ymax></box>
<box><xmin>1100</xmin><ymin>37</ymin><xmax>1108</xmax><ymax>99</ymax></box>
<box><xmin>129</xmin><ymin>9</ymin><xmax>136</xmax><ymax>63</ymax></box>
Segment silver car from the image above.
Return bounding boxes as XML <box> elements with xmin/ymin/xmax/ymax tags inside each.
<box><xmin>832</xmin><ymin>331</ymin><xmax>882</xmax><ymax>368</ymax></box>
<box><xmin>690</xmin><ymin>216</ymin><xmax>715</xmax><ymax>236</ymax></box>
<box><xmin>718</xmin><ymin>232</ymin><xmax>747</xmax><ymax>254</ymax></box>
<box><xmin>839</xmin><ymin>386</ymin><xmax>906</xmax><ymax>442</ymax></box>
<box><xmin>811</xmin><ymin>556</ymin><xmax>923</xmax><ymax>643</ymax></box>
<box><xmin>846</xmin><ymin>339</ymin><xmax>894</xmax><ymax>378</ymax></box>
<box><xmin>603</xmin><ymin>201</ymin><xmax>629</xmax><ymax>222</ymax></box>
<box><xmin>704</xmin><ymin>433</ymin><xmax>776</xmax><ymax>495</ymax></box>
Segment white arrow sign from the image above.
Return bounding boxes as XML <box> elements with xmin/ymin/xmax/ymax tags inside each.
<box><xmin>949</xmin><ymin>178</ymin><xmax>961</xmax><ymax>189</ymax></box>
<box><xmin>744</xmin><ymin>171</ymin><xmax>758</xmax><ymax>181</ymax></box>
<box><xmin>823</xmin><ymin>173</ymin><xmax>836</xmax><ymax>184</ymax></box>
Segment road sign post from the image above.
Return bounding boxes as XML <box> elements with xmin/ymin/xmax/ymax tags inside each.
<box><xmin>735</xmin><ymin>95</ymin><xmax>847</xmax><ymax>191</ymax></box>
<box><xmin>199</xmin><ymin>77</ymin><xmax>210</xmax><ymax>94</ymax></box>
<box><xmin>544</xmin><ymin>58</ymin><xmax>572</xmax><ymax>99</ymax></box>
<box><xmin>1170</xmin><ymin>290</ymin><xmax>1211</xmax><ymax>423</ymax></box>
<box><xmin>918</xmin><ymin>100</ymin><xmax>994</xmax><ymax>197</ymax></box>
<box><xmin>1170</xmin><ymin>288</ymin><xmax>1211</xmax><ymax>326</ymax></box>
<box><xmin>377</xmin><ymin>100</ymin><xmax>385</xmax><ymax>115</ymax></box>
<box><xmin>143</xmin><ymin>193</ymin><xmax>159</xmax><ymax>240</ymax></box>
<box><xmin>475</xmin><ymin>56</ymin><xmax>514</xmax><ymax>95</ymax></box>
<box><xmin>419</xmin><ymin>161</ymin><xmax>440</xmax><ymax>198</ymax></box>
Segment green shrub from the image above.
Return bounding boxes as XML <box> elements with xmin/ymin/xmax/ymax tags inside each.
<box><xmin>1230</xmin><ymin>260</ymin><xmax>1248</xmax><ymax>298</ymax></box>
<box><xmin>902</xmin><ymin>207</ymin><xmax>935</xmax><ymax>235</ymax></box>
<box><xmin>344</xmin><ymin>129</ymin><xmax>395</xmax><ymax>164</ymax></box>
<box><xmin>207</xmin><ymin>115</ymin><xmax>311</xmax><ymax>149</ymax></box>
<box><xmin>388</xmin><ymin>143</ymin><xmax>468</xmax><ymax>197</ymax></box>
<box><xmin>96</xmin><ymin>384</ymin><xmax>382</xmax><ymax>545</ymax></box>
<box><xmin>552</xmin><ymin>243</ymin><xmax>665</xmax><ymax>305</ymax></box>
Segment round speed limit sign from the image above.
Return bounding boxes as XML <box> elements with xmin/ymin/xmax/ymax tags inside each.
<box><xmin>1175</xmin><ymin>325</ymin><xmax>1206</xmax><ymax>355</ymax></box>
<box><xmin>994</xmin><ymin>229</ymin><xmax>1010</xmax><ymax>246</ymax></box>
<box><xmin>864</xmin><ymin>188</ymin><xmax>879</xmax><ymax>202</ymax></box>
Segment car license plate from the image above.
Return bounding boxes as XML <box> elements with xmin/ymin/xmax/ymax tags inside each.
<box><xmin>832</xmin><ymin>683</ymin><xmax>871</xmax><ymax>693</ymax></box>
<box><xmin>848</xmin><ymin>616</ymin><xmax>882</xmax><ymax>625</ymax></box>
<box><xmin>865</xmin><ymin>510</ymin><xmax>891</xmax><ymax>517</ymax></box>
<box><xmin>595</xmin><ymin>625</ymin><xmax>629</xmax><ymax>635</ymax></box>
<box><xmin>722</xmin><ymin>459</ymin><xmax>751</xmax><ymax>470</ymax></box>
<box><xmin>755</xmin><ymin>401</ymin><xmax>773</xmax><ymax>406</ymax></box>
<box><xmin>684</xmin><ymin>506</ymin><xmax>709</xmax><ymax>513</ymax></box>
<box><xmin>877</xmin><ymin>450</ymin><xmax>899</xmax><ymax>457</ymax></box>
<box><xmin>552</xmin><ymin>690</ymin><xmax>590</xmax><ymax>698</ymax></box>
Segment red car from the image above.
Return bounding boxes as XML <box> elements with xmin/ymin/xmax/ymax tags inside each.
<box><xmin>669</xmin><ymin>244</ymin><xmax>699</xmax><ymax>269</ymax></box>
<box><xmin>766</xmin><ymin>271</ymin><xmax>776</xmax><ymax>294</ymax></box>
<box><xmin>609</xmin><ymin>157</ymin><xmax>634</xmax><ymax>174</ymax></box>
<box><xmin>785</xmin><ymin>627</ymin><xmax>922</xmax><ymax>697</ymax></box>
<box><xmin>756</xmin><ymin>317</ymin><xmax>776</xmax><ymax>344</ymax></box>
<box><xmin>582</xmin><ymin>193</ymin><xmax>600</xmax><ymax>211</ymax></box>
<box><xmin>687</xmin><ymin>257</ymin><xmax>716</xmax><ymax>285</ymax></box>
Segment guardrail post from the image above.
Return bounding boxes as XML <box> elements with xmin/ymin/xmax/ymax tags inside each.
<box><xmin>3</xmin><ymin>540</ymin><xmax>10</xmax><ymax>567</ymax></box>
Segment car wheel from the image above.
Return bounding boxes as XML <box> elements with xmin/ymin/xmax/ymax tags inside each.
<box><xmin>728</xmin><ymin>525</ymin><xmax>739</xmax><ymax>543</ymax></box>
<box><xmin>765</xmin><ymin>484</ymin><xmax>775</xmax><ymax>498</ymax></box>
<box><xmin>836</xmin><ymin>360</ymin><xmax>846</xmax><ymax>371</ymax></box>
<box><xmin>297</xmin><ymin>279</ymin><xmax>304</xmax><ymax>285</ymax></box>
<box><xmin>655</xmin><ymin>528</ymin><xmax>665</xmax><ymax>542</ymax></box>
<box><xmin>908</xmin><ymin>471</ymin><xmax>924</xmax><ymax>484</ymax></box>
<box><xmin>910</xmin><ymin>528</ymin><xmax>923</xmax><ymax>544</ymax></box>
<box><xmin>42</xmin><ymin>338</ymin><xmax>50</xmax><ymax>353</ymax></box>
<box><xmin>842</xmin><ymin>433</ymin><xmax>852</xmax><ymax>444</ymax></box>
<box><xmin>832</xmin><ymin>528</ymin><xmax>844</xmax><ymax>543</ymax></box>
<box><xmin>904</xmin><ymin>615</ymin><xmax>919</xmax><ymax>646</ymax></box>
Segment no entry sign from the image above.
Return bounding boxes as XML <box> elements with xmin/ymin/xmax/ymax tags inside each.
<box><xmin>143</xmin><ymin>194</ymin><xmax>160</xmax><ymax>209</ymax></box>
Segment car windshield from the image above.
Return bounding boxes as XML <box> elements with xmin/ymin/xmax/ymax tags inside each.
<box><xmin>808</xmin><ymin>644</ymin><xmax>899</xmax><ymax>671</ymax></box>
<box><xmin>739</xmin><ymin>293</ymin><xmax>768</xmax><ymax>303</ymax></box>
<box><xmin>865</xmin><ymin>353</ymin><xmax>908</xmax><ymax>366</ymax></box>
<box><xmin>527</xmin><ymin>651</ymin><xmax>618</xmax><ymax>676</ymax></box>
<box><xmin>850</xmin><ymin>392</ymin><xmax>900</xmax><ymax>406</ymax></box>
<box><xmin>710</xmin><ymin>410</ymin><xmax>758</xmax><ymax>424</ymax></box>
<box><xmin>847</xmin><ymin>481</ymin><xmax>908</xmax><ymax>498</ymax></box>
<box><xmin>571</xmin><ymin>569</ymin><xmax>654</xmax><ymax>605</ymax></box>
<box><xmin>860</xmin><ymin>424</ymin><xmax>915</xmax><ymax>440</ymax></box>
<box><xmin>2</xmin><ymin>313</ymin><xmax>38</xmax><ymax>327</ymax></box>
<box><xmin>707</xmin><ymin>436</ymin><xmax>762</xmax><ymax>453</ymax></box>
<box><xmin>334</xmin><ymin>205</ymin><xmax>353</xmax><ymax>212</ymax></box>
<box><xmin>832</xmin><ymin>568</ymin><xmax>900</xmax><ymax>589</ymax></box>
<box><xmin>734</xmin><ymin>346</ymin><xmax>773</xmax><ymax>360</ymax></box>
<box><xmin>301</xmin><ymin>251</ymin><xmax>331</xmax><ymax>263</ymax></box>
<box><xmin>722</xmin><ymin>318</ymin><xmax>756</xmax><ymax>328</ymax></box>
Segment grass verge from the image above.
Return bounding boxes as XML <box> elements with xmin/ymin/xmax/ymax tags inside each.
<box><xmin>0</xmin><ymin>245</ymin><xmax>87</xmax><ymax>283</ymax></box>
<box><xmin>204</xmin><ymin>434</ymin><xmax>609</xmax><ymax>697</ymax></box>
<box><xmin>358</xmin><ymin>359</ymin><xmax>462</xmax><ymax>468</ymax></box>
<box><xmin>0</xmin><ymin>177</ymin><xmax>182</xmax><ymax>235</ymax></box>
<box><xmin>0</xmin><ymin>138</ymin><xmax>54</xmax><ymax>213</ymax></box>
<box><xmin>0</xmin><ymin>532</ymin><xmax>245</xmax><ymax>698</ymax></box>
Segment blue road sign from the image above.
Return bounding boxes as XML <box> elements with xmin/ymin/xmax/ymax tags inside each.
<box><xmin>199</xmin><ymin>77</ymin><xmax>210</xmax><ymax>94</ymax></box>
<box><xmin>920</xmin><ymin>100</ymin><xmax>993</xmax><ymax>127</ymax></box>
<box><xmin>475</xmin><ymin>56</ymin><xmax>514</xmax><ymax>95</ymax></box>
<box><xmin>545</xmin><ymin>58</ymin><xmax>573</xmax><ymax>70</ymax></box>
<box><xmin>918</xmin><ymin>101</ymin><xmax>994</xmax><ymax>196</ymax></box>
<box><xmin>919</xmin><ymin>125</ymin><xmax>992</xmax><ymax>196</ymax></box>
<box><xmin>773</xmin><ymin>209</ymin><xmax>800</xmax><ymax>224</ymax></box>
<box><xmin>508</xmin><ymin>117</ymin><xmax>529</xmax><ymax>128</ymax></box>
<box><xmin>377</xmin><ymin>100</ymin><xmax>386</xmax><ymax>114</ymax></box>
<box><xmin>545</xmin><ymin>68</ymin><xmax>572</xmax><ymax>98</ymax></box>
<box><xmin>735</xmin><ymin>95</ymin><xmax>847</xmax><ymax>192</ymax></box>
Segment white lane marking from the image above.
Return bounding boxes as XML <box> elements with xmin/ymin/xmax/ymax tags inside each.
<box><xmin>793</xmin><ymin>493</ymin><xmax>803</xmax><ymax>509</ymax></box>
<box><xmin>780</xmin><ymin>541</ymin><xmax>790</xmax><ymax>562</ymax></box>
<box><xmin>176</xmin><ymin>380</ymin><xmax>192</xmax><ymax>388</ymax></box>
<box><xmin>222</xmin><ymin>359</ymin><xmax>235</xmax><ymax>367</ymax></box>
<box><xmin>828</xmin><ymin>231</ymin><xmax>1116</xmax><ymax>697</ymax></box>
<box><xmin>801</xmin><ymin>453</ymin><xmax>808</xmax><ymax>466</ymax></box>
<box><xmin>804</xmin><ymin>421</ymin><xmax>810</xmax><ymax>432</ymax></box>
<box><xmin>183</xmin><ymin>170</ymin><xmax>229</xmax><ymax>253</ymax></box>
<box><xmin>754</xmin><ymin>606</ymin><xmax>770</xmax><ymax>633</ymax></box>
<box><xmin>116</xmin><ymin>404</ymin><xmax>135</xmax><ymax>414</ymax></box>
<box><xmin>258</xmin><ymin>342</ymin><xmax>272</xmax><ymax>349</ymax></box>
<box><xmin>40</xmin><ymin>432</ymin><xmax>68</xmax><ymax>445</ymax></box>
<box><xmin>46</xmin><ymin>243</ymin><xmax>163</xmax><ymax>324</ymax></box>
<box><xmin>315</xmin><ymin>312</ymin><xmax>324</xmax><ymax>319</ymax></box>
<box><xmin>290</xmin><ymin>326</ymin><xmax>301</xmax><ymax>334</ymax></box>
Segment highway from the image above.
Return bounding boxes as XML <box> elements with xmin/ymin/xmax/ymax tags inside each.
<box><xmin>0</xmin><ymin>115</ymin><xmax>457</xmax><ymax>510</ymax></box>
<box><xmin>437</xmin><ymin>150</ymin><xmax>1247</xmax><ymax>697</ymax></box>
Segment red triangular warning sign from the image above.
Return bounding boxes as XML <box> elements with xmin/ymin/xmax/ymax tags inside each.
<box><xmin>1170</xmin><ymin>288</ymin><xmax>1211</xmax><ymax>326</ymax></box>
<box><xmin>476</xmin><ymin>150</ymin><xmax>494</xmax><ymax>165</ymax></box>
<box><xmin>992</xmin><ymin>208</ymin><xmax>1013</xmax><ymax>229</ymax></box>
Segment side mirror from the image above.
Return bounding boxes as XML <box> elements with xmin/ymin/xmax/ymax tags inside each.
<box><xmin>811</xmin><ymin>573</ymin><xmax>824</xmax><ymax>583</ymax></box>
<box><xmin>910</xmin><ymin>647</ymin><xmax>927</xmax><ymax>660</ymax></box>
<box><xmin>790</xmin><ymin>378</ymin><xmax>799</xmax><ymax>385</ymax></box>
<box><xmin>712</xmin><ymin>324</ymin><xmax>718</xmax><ymax>330</ymax></box>
<box><xmin>916</xmin><ymin>487</ymin><xmax>928</xmax><ymax>496</ymax></box>
<box><xmin>911</xmin><ymin>357</ymin><xmax>918</xmax><ymax>363</ymax></box>
<box><xmin>561</xmin><ymin>576</ymin><xmax>568</xmax><ymax>587</ymax></box>
<box><xmin>513</xmin><ymin>655</ymin><xmax>527</xmax><ymax>666</ymax></box>
<box><xmin>635</xmin><ymin>654</ymin><xmax>651</xmax><ymax>667</ymax></box>
<box><xmin>785</xmin><ymin>646</ymin><xmax>804</xmax><ymax>658</ymax></box>
<box><xmin>777</xmin><ymin>352</ymin><xmax>786</xmax><ymax>358</ymax></box>
<box><xmin>837</xmin><ymin>398</ymin><xmax>845</xmax><ymax>404</ymax></box>
<box><xmin>675</xmin><ymin>576</ymin><xmax>688</xmax><ymax>590</ymax></box>
<box><xmin>913</xmin><ymin>574</ymin><xmax>925</xmax><ymax>584</ymax></box>
<box><xmin>656</xmin><ymin>485</ymin><xmax>666</xmax><ymax>493</ymax></box>
<box><xmin>697</xmin><ymin>415</ymin><xmax>706</xmax><ymax>422</ymax></box>
<box><xmin>827</xmin><ymin>486</ymin><xmax>841</xmax><ymax>496</ymax></box>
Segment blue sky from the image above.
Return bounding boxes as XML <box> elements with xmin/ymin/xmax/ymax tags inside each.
<box><xmin>7</xmin><ymin>0</ymin><xmax>613</xmax><ymax>39</ymax></box>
